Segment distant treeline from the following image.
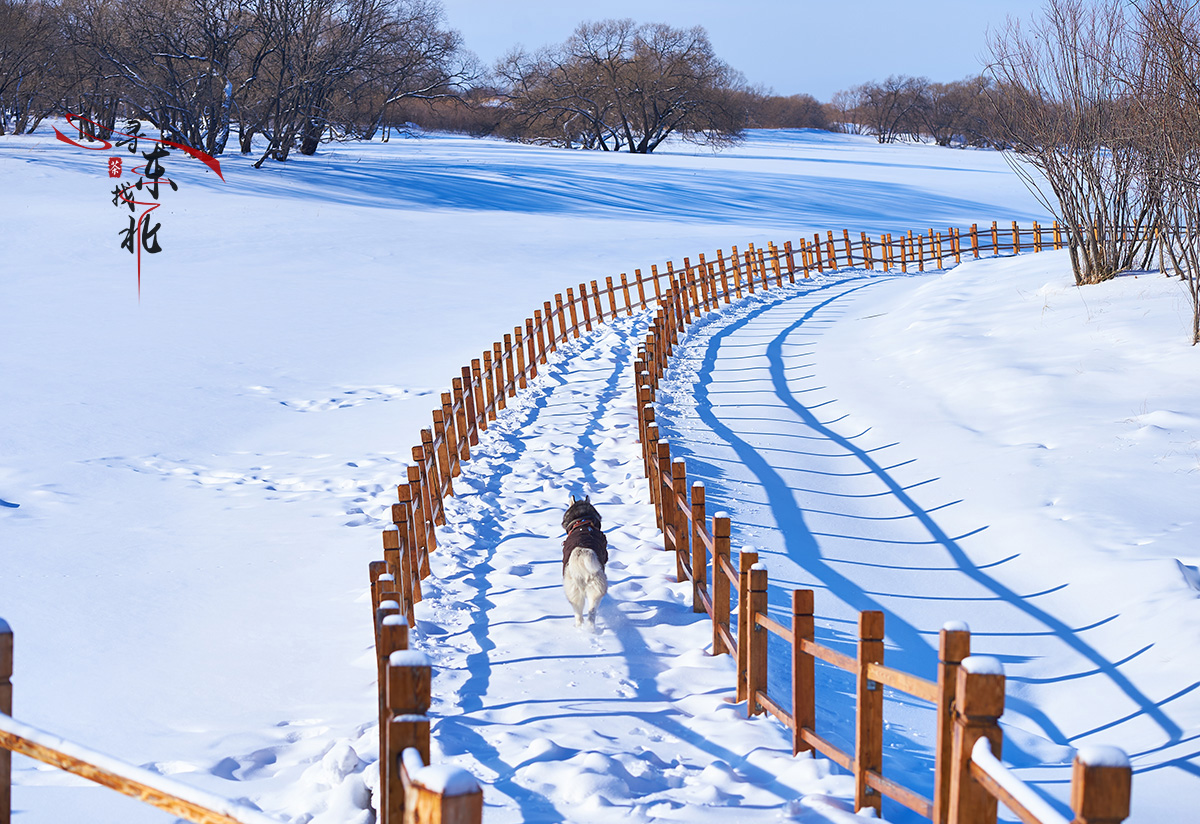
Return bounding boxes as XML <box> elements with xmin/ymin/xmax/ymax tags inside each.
<box><xmin>1</xmin><ymin>0</ymin><xmax>1017</xmax><ymax>160</ymax></box>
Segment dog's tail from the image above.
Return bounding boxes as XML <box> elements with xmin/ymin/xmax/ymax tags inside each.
<box><xmin>569</xmin><ymin>547</ymin><xmax>604</xmax><ymax>579</ymax></box>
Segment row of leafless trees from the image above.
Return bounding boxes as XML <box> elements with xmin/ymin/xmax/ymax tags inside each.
<box><xmin>833</xmin><ymin>75</ymin><xmax>1003</xmax><ymax>147</ymax></box>
<box><xmin>987</xmin><ymin>0</ymin><xmax>1200</xmax><ymax>342</ymax></box>
<box><xmin>0</xmin><ymin>0</ymin><xmax>471</xmax><ymax>165</ymax></box>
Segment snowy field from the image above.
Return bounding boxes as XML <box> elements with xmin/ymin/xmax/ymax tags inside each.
<box><xmin>2</xmin><ymin>125</ymin><xmax>1193</xmax><ymax>821</ymax></box>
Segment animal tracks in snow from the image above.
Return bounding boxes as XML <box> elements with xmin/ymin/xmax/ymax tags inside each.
<box><xmin>246</xmin><ymin>384</ymin><xmax>434</xmax><ymax>412</ymax></box>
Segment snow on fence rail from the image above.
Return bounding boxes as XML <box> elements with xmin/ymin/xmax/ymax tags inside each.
<box><xmin>363</xmin><ymin>219</ymin><xmax>1141</xmax><ymax>822</ymax></box>
<box><xmin>0</xmin><ymin>621</ymin><xmax>288</xmax><ymax>824</ymax></box>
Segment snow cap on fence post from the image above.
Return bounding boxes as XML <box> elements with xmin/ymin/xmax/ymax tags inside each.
<box><xmin>1072</xmin><ymin>746</ymin><xmax>1132</xmax><ymax>824</ymax></box>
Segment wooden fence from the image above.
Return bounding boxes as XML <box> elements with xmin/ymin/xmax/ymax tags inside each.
<box><xmin>633</xmin><ymin>227</ymin><xmax>1135</xmax><ymax>823</ymax></box>
<box><xmin>367</xmin><ymin>217</ymin><xmax>1131</xmax><ymax>823</ymax></box>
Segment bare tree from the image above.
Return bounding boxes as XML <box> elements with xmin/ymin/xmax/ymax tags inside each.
<box><xmin>1129</xmin><ymin>0</ymin><xmax>1200</xmax><ymax>342</ymax></box>
<box><xmin>0</xmin><ymin>0</ymin><xmax>59</xmax><ymax>135</ymax></box>
<box><xmin>988</xmin><ymin>0</ymin><xmax>1155</xmax><ymax>285</ymax></box>
<box><xmin>498</xmin><ymin>19</ymin><xmax>749</xmax><ymax>153</ymax></box>
<box><xmin>842</xmin><ymin>75</ymin><xmax>929</xmax><ymax>143</ymax></box>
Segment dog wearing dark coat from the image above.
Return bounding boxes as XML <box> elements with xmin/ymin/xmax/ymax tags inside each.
<box><xmin>562</xmin><ymin>495</ymin><xmax>608</xmax><ymax>630</ymax></box>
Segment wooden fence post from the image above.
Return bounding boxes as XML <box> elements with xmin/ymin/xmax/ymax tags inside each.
<box><xmin>948</xmin><ymin>657</ymin><xmax>1004</xmax><ymax>824</ymax></box>
<box><xmin>481</xmin><ymin>351</ymin><xmax>496</xmax><ymax>422</ymax></box>
<box><xmin>370</xmin><ymin>560</ymin><xmax>389</xmax><ymax>614</ymax></box>
<box><xmin>492</xmin><ymin>342</ymin><xmax>506</xmax><ymax>410</ymax></box>
<box><xmin>525</xmin><ymin>318</ymin><xmax>537</xmax><ymax>380</ymax></box>
<box><xmin>394</xmin><ymin>489</ymin><xmax>421</xmax><ymax>609</ymax></box>
<box><xmin>502</xmin><ymin>334</ymin><xmax>516</xmax><ymax>398</ymax></box>
<box><xmin>747</xmin><ymin>564</ymin><xmax>768</xmax><ymax>717</ymax></box>
<box><xmin>671</xmin><ymin>459</ymin><xmax>689</xmax><ymax>584</ymax></box>
<box><xmin>578</xmin><ymin>284</ymin><xmax>593</xmax><ymax>332</ymax></box>
<box><xmin>442</xmin><ymin>392</ymin><xmax>464</xmax><ymax>470</ymax></box>
<box><xmin>407</xmin><ymin>464</ymin><xmax>433</xmax><ymax>567</ymax></box>
<box><xmin>423</xmin><ymin>427</ymin><xmax>451</xmax><ymax>504</ymax></box>
<box><xmin>650</xmin><ymin>264</ymin><xmax>663</xmax><ymax>303</ymax></box>
<box><xmin>433</xmin><ymin>408</ymin><xmax>456</xmax><ymax>488</ymax></box>
<box><xmin>400</xmin><ymin>751</ymin><xmax>484</xmax><ymax>824</ymax></box>
<box><xmin>620</xmin><ymin>273</ymin><xmax>633</xmax><ymax>315</ymax></box>
<box><xmin>861</xmin><ymin>232</ymin><xmax>873</xmax><ymax>270</ymax></box>
<box><xmin>635</xmin><ymin>268</ymin><xmax>648</xmax><ymax>307</ymax></box>
<box><xmin>1054</xmin><ymin>221</ymin><xmax>1063</xmax><ymax>250</ymax></box>
<box><xmin>382</xmin><ymin>526</ymin><xmax>409</xmax><ymax>625</ymax></box>
<box><xmin>657</xmin><ymin>440</ymin><xmax>673</xmax><ymax>547</ymax></box>
<box><xmin>1071</xmin><ymin>747</ymin><xmax>1132</xmax><ymax>824</ymax></box>
<box><xmin>933</xmin><ymin>623</ymin><xmax>971</xmax><ymax>824</ymax></box>
<box><xmin>736</xmin><ymin>550</ymin><xmax>759</xmax><ymax>703</ymax></box>
<box><xmin>784</xmin><ymin>241</ymin><xmax>797</xmax><ymax>282</ymax></box>
<box><xmin>565</xmin><ymin>288</ymin><xmax>580</xmax><ymax>338</ymax></box>
<box><xmin>2</xmin><ymin>617</ymin><xmax>12</xmax><ymax>824</ymax></box>
<box><xmin>590</xmin><ymin>279</ymin><xmax>604</xmax><ymax>323</ymax></box>
<box><xmin>991</xmin><ymin>221</ymin><xmax>999</xmax><ymax>255</ymax></box>
<box><xmin>1012</xmin><ymin>221</ymin><xmax>1021</xmax><ymax>254</ymax></box>
<box><xmin>856</xmin><ymin>611</ymin><xmax>885</xmax><ymax>816</ymax></box>
<box><xmin>462</xmin><ymin>368</ymin><xmax>480</xmax><ymax>445</ymax></box>
<box><xmin>712</xmin><ymin>515</ymin><xmax>732</xmax><ymax>656</ymax></box>
<box><xmin>377</xmin><ymin>612</ymin><xmax>408</xmax><ymax>821</ymax></box>
<box><xmin>554</xmin><ymin>293</ymin><xmax>567</xmax><ymax>344</ymax></box>
<box><xmin>918</xmin><ymin>235</ymin><xmax>926</xmax><ymax>272</ymax></box>
<box><xmin>691</xmin><ymin>482</ymin><xmax>707</xmax><ymax>613</ymax></box>
<box><xmin>717</xmin><ymin>250</ymin><xmax>733</xmax><ymax>299</ymax></box>
<box><xmin>792</xmin><ymin>590</ymin><xmax>815</xmax><ymax>756</ymax></box>
<box><xmin>513</xmin><ymin>327</ymin><xmax>527</xmax><ymax>390</ymax></box>
<box><xmin>605</xmin><ymin>276</ymin><xmax>619</xmax><ymax>319</ymax></box>
<box><xmin>696</xmin><ymin>254</ymin><xmax>712</xmax><ymax>310</ymax></box>
<box><xmin>385</xmin><ymin>650</ymin><xmax>432</xmax><ymax>824</ymax></box>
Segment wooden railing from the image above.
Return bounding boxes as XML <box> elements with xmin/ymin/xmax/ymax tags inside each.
<box><xmin>0</xmin><ymin>619</ymin><xmax>287</xmax><ymax>824</ymax></box>
<box><xmin>632</xmin><ymin>227</ymin><xmax>1135</xmax><ymax>822</ymax></box>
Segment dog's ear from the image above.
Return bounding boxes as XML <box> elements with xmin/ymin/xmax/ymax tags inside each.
<box><xmin>569</xmin><ymin>494</ymin><xmax>576</xmax><ymax>504</ymax></box>
<box><xmin>584</xmin><ymin>495</ymin><xmax>590</xmax><ymax>503</ymax></box>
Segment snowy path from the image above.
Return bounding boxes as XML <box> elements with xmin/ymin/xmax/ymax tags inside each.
<box><xmin>405</xmin><ymin>312</ymin><xmax>870</xmax><ymax>823</ymax></box>
<box><xmin>656</xmin><ymin>271</ymin><xmax>1198</xmax><ymax>823</ymax></box>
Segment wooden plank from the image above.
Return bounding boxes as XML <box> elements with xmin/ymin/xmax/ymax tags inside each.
<box><xmin>866</xmin><ymin>661</ymin><xmax>938</xmax><ymax>703</ymax></box>
<box><xmin>798</xmin><ymin>728</ymin><xmax>853</xmax><ymax>772</ymax></box>
<box><xmin>799</xmin><ymin>638</ymin><xmax>857</xmax><ymax>672</ymax></box>
<box><xmin>968</xmin><ymin>762</ymin><xmax>1049</xmax><ymax>824</ymax></box>
<box><xmin>755</xmin><ymin>612</ymin><xmax>793</xmax><ymax>643</ymax></box>
<box><xmin>866</xmin><ymin>770</ymin><xmax>934</xmax><ymax>819</ymax></box>
<box><xmin>757</xmin><ymin>691</ymin><xmax>794</xmax><ymax>730</ymax></box>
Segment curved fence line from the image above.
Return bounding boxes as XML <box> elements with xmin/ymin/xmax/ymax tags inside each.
<box><xmin>364</xmin><ymin>221</ymin><xmax>1134</xmax><ymax>824</ymax></box>
<box><xmin>634</xmin><ymin>229</ymin><xmax>1135</xmax><ymax>824</ymax></box>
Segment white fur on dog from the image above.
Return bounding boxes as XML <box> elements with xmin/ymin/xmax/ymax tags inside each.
<box><xmin>564</xmin><ymin>547</ymin><xmax>608</xmax><ymax>629</ymax></box>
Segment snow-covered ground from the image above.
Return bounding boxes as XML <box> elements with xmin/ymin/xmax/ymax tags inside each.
<box><xmin>4</xmin><ymin>125</ymin><xmax>1193</xmax><ymax>822</ymax></box>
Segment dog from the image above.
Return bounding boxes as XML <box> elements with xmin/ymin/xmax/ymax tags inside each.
<box><xmin>562</xmin><ymin>495</ymin><xmax>608</xmax><ymax>630</ymax></box>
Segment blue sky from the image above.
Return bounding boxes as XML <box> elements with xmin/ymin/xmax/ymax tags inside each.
<box><xmin>438</xmin><ymin>0</ymin><xmax>1048</xmax><ymax>100</ymax></box>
